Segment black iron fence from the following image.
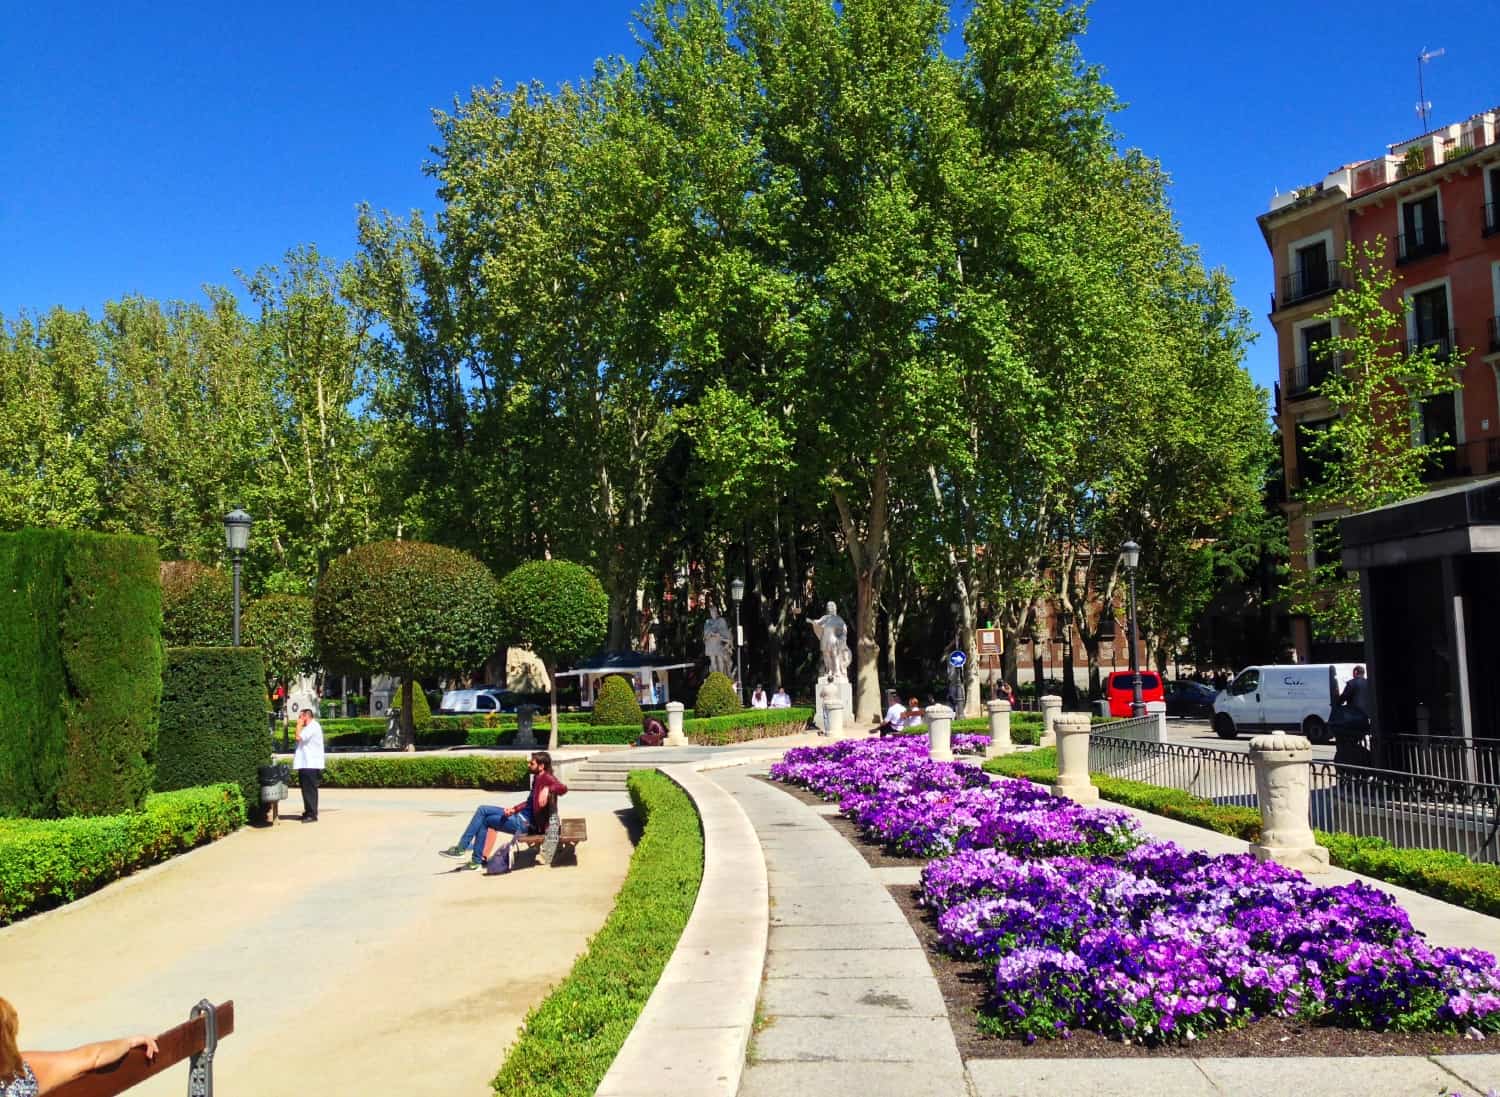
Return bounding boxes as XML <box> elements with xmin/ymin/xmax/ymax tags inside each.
<box><xmin>1090</xmin><ymin>735</ymin><xmax>1258</xmax><ymax>806</ymax></box>
<box><xmin>1407</xmin><ymin>328</ymin><xmax>1459</xmax><ymax>360</ymax></box>
<box><xmin>1384</xmin><ymin>734</ymin><xmax>1500</xmax><ymax>785</ymax></box>
<box><xmin>1279</xmin><ymin>260</ymin><xmax>1342</xmax><ymax>308</ymax></box>
<box><xmin>1398</xmin><ymin>220</ymin><xmax>1448</xmax><ymax>263</ymax></box>
<box><xmin>1287</xmin><ymin>358</ymin><xmax>1339</xmax><ymax>399</ymax></box>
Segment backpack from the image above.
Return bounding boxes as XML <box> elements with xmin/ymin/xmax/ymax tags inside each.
<box><xmin>486</xmin><ymin>834</ymin><xmax>520</xmax><ymax>875</ymax></box>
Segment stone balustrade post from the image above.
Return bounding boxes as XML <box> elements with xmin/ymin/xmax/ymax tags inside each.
<box><xmin>926</xmin><ymin>704</ymin><xmax>954</xmax><ymax>762</ymax></box>
<box><xmin>825</xmin><ymin>701</ymin><xmax>846</xmax><ymax>739</ymax></box>
<box><xmin>1144</xmin><ymin>699</ymin><xmax>1168</xmax><ymax>743</ymax></box>
<box><xmin>985</xmin><ymin>699</ymin><xmax>1013</xmax><ymax>757</ymax></box>
<box><xmin>1249</xmin><ymin>731</ymin><xmax>1329</xmax><ymax>873</ymax></box>
<box><xmin>1039</xmin><ymin>694</ymin><xmax>1062</xmax><ymax>747</ymax></box>
<box><xmin>1050</xmin><ymin>712</ymin><xmax>1098</xmax><ymax>803</ymax></box>
<box><xmin>665</xmin><ymin>701</ymin><xmax>687</xmax><ymax>746</ymax></box>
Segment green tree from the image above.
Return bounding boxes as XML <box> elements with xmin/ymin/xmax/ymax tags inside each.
<box><xmin>495</xmin><ymin>559</ymin><xmax>609</xmax><ymax>749</ymax></box>
<box><xmin>1285</xmin><ymin>238</ymin><xmax>1459</xmax><ymax>639</ymax></box>
<box><xmin>160</xmin><ymin>561</ymin><xmax>234</xmax><ymax>647</ymax></box>
<box><xmin>241</xmin><ymin>594</ymin><xmax>317</xmax><ymax>689</ymax></box>
<box><xmin>312</xmin><ymin>541</ymin><xmax>502</xmax><ymax>748</ymax></box>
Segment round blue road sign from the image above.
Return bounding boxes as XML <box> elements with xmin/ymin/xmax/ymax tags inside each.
<box><xmin>948</xmin><ymin>650</ymin><xmax>967</xmax><ymax>669</ymax></box>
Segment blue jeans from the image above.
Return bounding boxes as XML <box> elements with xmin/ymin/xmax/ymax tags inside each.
<box><xmin>458</xmin><ymin>806</ymin><xmax>531</xmax><ymax>862</ymax></box>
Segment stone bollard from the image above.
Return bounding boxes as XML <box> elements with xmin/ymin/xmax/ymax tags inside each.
<box><xmin>926</xmin><ymin>704</ymin><xmax>954</xmax><ymax>762</ymax></box>
<box><xmin>1039</xmin><ymin>694</ymin><xmax>1062</xmax><ymax>747</ymax></box>
<box><xmin>825</xmin><ymin>701</ymin><xmax>846</xmax><ymax>739</ymax></box>
<box><xmin>986</xmin><ymin>699</ymin><xmax>1013</xmax><ymax>757</ymax></box>
<box><xmin>665</xmin><ymin>701</ymin><xmax>687</xmax><ymax>747</ymax></box>
<box><xmin>1144</xmin><ymin>700</ymin><xmax>1168</xmax><ymax>743</ymax></box>
<box><xmin>1050</xmin><ymin>712</ymin><xmax>1098</xmax><ymax>803</ymax></box>
<box><xmin>1248</xmin><ymin>731</ymin><xmax>1329</xmax><ymax>873</ymax></box>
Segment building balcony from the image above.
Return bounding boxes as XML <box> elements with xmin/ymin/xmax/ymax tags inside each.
<box><xmin>1274</xmin><ymin>260</ymin><xmax>1342</xmax><ymax>311</ymax></box>
<box><xmin>1491</xmin><ymin>316</ymin><xmax>1500</xmax><ymax>354</ymax></box>
<box><xmin>1285</xmin><ymin>358</ymin><xmax>1339</xmax><ymax>400</ymax></box>
<box><xmin>1408</xmin><ymin>329</ymin><xmax>1458</xmax><ymax>361</ymax></box>
<box><xmin>1485</xmin><ymin>202</ymin><xmax>1499</xmax><ymax>238</ymax></box>
<box><xmin>1397</xmin><ymin>220</ymin><xmax>1447</xmax><ymax>264</ymax></box>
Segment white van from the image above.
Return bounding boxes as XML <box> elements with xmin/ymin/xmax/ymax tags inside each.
<box><xmin>1211</xmin><ymin>663</ymin><xmax>1361</xmax><ymax>743</ymax></box>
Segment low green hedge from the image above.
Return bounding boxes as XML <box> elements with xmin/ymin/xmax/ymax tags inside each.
<box><xmin>982</xmin><ymin>749</ymin><xmax>1500</xmax><ymax>915</ymax></box>
<box><xmin>0</xmin><ymin>784</ymin><xmax>245</xmax><ymax>925</ymax></box>
<box><xmin>313</xmin><ymin>756</ymin><xmax>531</xmax><ymax>790</ymax></box>
<box><xmin>492</xmin><ymin>769</ymin><xmax>703</xmax><ymax>1096</ymax></box>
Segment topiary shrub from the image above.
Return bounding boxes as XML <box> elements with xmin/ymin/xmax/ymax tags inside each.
<box><xmin>159</xmin><ymin>561</ymin><xmax>233</xmax><ymax>647</ymax></box>
<box><xmin>388</xmin><ymin>681</ymin><xmax>433</xmax><ymax>733</ymax></box>
<box><xmin>0</xmin><ymin>529</ymin><xmax>162</xmax><ymax>818</ymax></box>
<box><xmin>155</xmin><ymin>647</ymin><xmax>271</xmax><ymax>812</ymax></box>
<box><xmin>495</xmin><ymin>559</ymin><xmax>609</xmax><ymax>749</ymax></box>
<box><xmin>593</xmin><ymin>674</ymin><xmax>643</xmax><ymax>727</ymax></box>
<box><xmin>313</xmin><ymin>541</ymin><xmax>502</xmax><ymax>748</ymax></box>
<box><xmin>694</xmin><ymin>671</ymin><xmax>741</xmax><ymax>718</ymax></box>
<box><xmin>241</xmin><ymin>594</ymin><xmax>316</xmax><ymax>688</ymax></box>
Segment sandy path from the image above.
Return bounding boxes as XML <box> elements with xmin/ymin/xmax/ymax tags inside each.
<box><xmin>0</xmin><ymin>787</ymin><xmax>635</xmax><ymax>1096</ymax></box>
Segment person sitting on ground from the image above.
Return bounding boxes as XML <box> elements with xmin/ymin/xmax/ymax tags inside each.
<box><xmin>878</xmin><ymin>688</ymin><xmax>906</xmax><ymax>737</ymax></box>
<box><xmin>1</xmin><ymin>996</ymin><xmax>159</xmax><ymax>1097</ymax></box>
<box><xmin>750</xmin><ymin>685</ymin><xmax>769</xmax><ymax>709</ymax></box>
<box><xmin>441</xmin><ymin>751</ymin><xmax>568</xmax><ymax>869</ymax></box>
<box><xmin>637</xmin><ymin>714</ymin><xmax>667</xmax><ymax>747</ymax></box>
<box><xmin>769</xmin><ymin>686</ymin><xmax>791</xmax><ymax>708</ymax></box>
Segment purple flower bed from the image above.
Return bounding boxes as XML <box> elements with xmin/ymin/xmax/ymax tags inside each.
<box><xmin>771</xmin><ymin>738</ymin><xmax>1500</xmax><ymax>1044</ymax></box>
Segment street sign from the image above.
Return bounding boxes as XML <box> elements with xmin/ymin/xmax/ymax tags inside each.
<box><xmin>948</xmin><ymin>650</ymin><xmax>967</xmax><ymax>669</ymax></box>
<box><xmin>977</xmin><ymin>629</ymin><xmax>1002</xmax><ymax>655</ymax></box>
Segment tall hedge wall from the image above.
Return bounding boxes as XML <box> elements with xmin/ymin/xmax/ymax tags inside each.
<box><xmin>156</xmin><ymin>647</ymin><xmax>271</xmax><ymax>811</ymax></box>
<box><xmin>0</xmin><ymin>529</ymin><xmax>163</xmax><ymax>818</ymax></box>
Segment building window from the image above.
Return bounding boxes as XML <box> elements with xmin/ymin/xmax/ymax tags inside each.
<box><xmin>1408</xmin><ymin>283</ymin><xmax>1453</xmax><ymax>358</ymax></box>
<box><xmin>1293</xmin><ymin>418</ymin><xmax>1334</xmax><ymax>491</ymax></box>
<box><xmin>1399</xmin><ymin>191</ymin><xmax>1446</xmax><ymax>263</ymax></box>
<box><xmin>1485</xmin><ymin>166</ymin><xmax>1500</xmax><ymax>237</ymax></box>
<box><xmin>1309</xmin><ymin>518</ymin><xmax>1346</xmax><ymax>579</ymax></box>
<box><xmin>1291</xmin><ymin>321</ymin><xmax>1336</xmax><ymax>396</ymax></box>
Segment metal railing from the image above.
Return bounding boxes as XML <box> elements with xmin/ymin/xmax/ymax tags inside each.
<box><xmin>1398</xmin><ymin>220</ymin><xmax>1447</xmax><ymax>263</ymax></box>
<box><xmin>1278</xmin><ymin>260</ymin><xmax>1342</xmax><ymax>309</ymax></box>
<box><xmin>1407</xmin><ymin>328</ymin><xmax>1458</xmax><ymax>360</ymax></box>
<box><xmin>1090</xmin><ymin>735</ymin><xmax>1258</xmax><ymax>807</ymax></box>
<box><xmin>1384</xmin><ymin>734</ymin><xmax>1500</xmax><ymax>785</ymax></box>
<box><xmin>1286</xmin><ymin>358</ymin><xmax>1339</xmax><ymax>399</ymax></box>
<box><xmin>1308</xmin><ymin>761</ymin><xmax>1500</xmax><ymax>863</ymax></box>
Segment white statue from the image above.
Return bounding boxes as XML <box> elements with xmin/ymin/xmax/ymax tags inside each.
<box><xmin>811</xmin><ymin>601</ymin><xmax>852</xmax><ymax>681</ymax></box>
<box><xmin>702</xmin><ymin>604</ymin><xmax>734</xmax><ymax>677</ymax></box>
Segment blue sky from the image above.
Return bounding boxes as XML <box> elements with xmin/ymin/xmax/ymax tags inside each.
<box><xmin>2</xmin><ymin>1</ymin><xmax>1495</xmax><ymax>394</ymax></box>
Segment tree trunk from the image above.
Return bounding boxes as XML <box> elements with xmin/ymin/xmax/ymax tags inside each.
<box><xmin>547</xmin><ymin>667</ymin><xmax>559</xmax><ymax>752</ymax></box>
<box><xmin>401</xmin><ymin>679</ymin><xmax>415</xmax><ymax>752</ymax></box>
<box><xmin>852</xmin><ymin>565</ymin><xmax>882</xmax><ymax>724</ymax></box>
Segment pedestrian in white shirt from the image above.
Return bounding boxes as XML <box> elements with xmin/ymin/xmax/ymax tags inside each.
<box><xmin>293</xmin><ymin>708</ymin><xmax>325</xmax><ymax>823</ymax></box>
<box><xmin>770</xmin><ymin>687</ymin><xmax>791</xmax><ymax>708</ymax></box>
<box><xmin>878</xmin><ymin>689</ymin><xmax>906</xmax><ymax>737</ymax></box>
<box><xmin>751</xmin><ymin>685</ymin><xmax>769</xmax><ymax>709</ymax></box>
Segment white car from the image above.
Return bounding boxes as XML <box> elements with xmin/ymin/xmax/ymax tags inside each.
<box><xmin>438</xmin><ymin>688</ymin><xmax>515</xmax><ymax>715</ymax></box>
<box><xmin>1211</xmin><ymin>663</ymin><xmax>1360</xmax><ymax>744</ymax></box>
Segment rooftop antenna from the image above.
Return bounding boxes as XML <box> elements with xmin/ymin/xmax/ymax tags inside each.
<box><xmin>1416</xmin><ymin>46</ymin><xmax>1444</xmax><ymax>129</ymax></box>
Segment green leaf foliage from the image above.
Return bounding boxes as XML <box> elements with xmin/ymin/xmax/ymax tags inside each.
<box><xmin>159</xmin><ymin>560</ymin><xmax>234</xmax><ymax>647</ymax></box>
<box><xmin>592</xmin><ymin>674</ymin><xmax>643</xmax><ymax>727</ymax></box>
<box><xmin>0</xmin><ymin>784</ymin><xmax>245</xmax><ymax>924</ymax></box>
<box><xmin>0</xmin><ymin>529</ymin><xmax>162</xmax><ymax>818</ymax></box>
<box><xmin>492</xmin><ymin>770</ymin><xmax>702</xmax><ymax>1096</ymax></box>
<box><xmin>495</xmin><ymin>559</ymin><xmax>608</xmax><ymax>671</ymax></box>
<box><xmin>313</xmin><ymin>540</ymin><xmax>503</xmax><ymax>678</ymax></box>
<box><xmin>311</xmin><ymin>755</ymin><xmax>530</xmax><ymax>791</ymax></box>
<box><xmin>694</xmin><ymin>671</ymin><xmax>741</xmax><ymax>718</ymax></box>
<box><xmin>387</xmin><ymin>681</ymin><xmax>433</xmax><ymax>732</ymax></box>
<box><xmin>155</xmin><ymin>647</ymin><xmax>272</xmax><ymax>812</ymax></box>
<box><xmin>241</xmin><ymin>594</ymin><xmax>316</xmax><ymax>685</ymax></box>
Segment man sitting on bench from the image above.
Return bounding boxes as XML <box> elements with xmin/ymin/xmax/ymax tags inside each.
<box><xmin>441</xmin><ymin>751</ymin><xmax>568</xmax><ymax>870</ymax></box>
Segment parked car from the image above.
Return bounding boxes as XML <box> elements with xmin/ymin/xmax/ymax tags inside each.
<box><xmin>438</xmin><ymin>688</ymin><xmax>519</xmax><ymax>715</ymax></box>
<box><xmin>1210</xmin><ymin>663</ymin><xmax>1359</xmax><ymax>743</ymax></box>
<box><xmin>1164</xmin><ymin>679</ymin><xmax>1218</xmax><ymax>718</ymax></box>
<box><xmin>1103</xmin><ymin>670</ymin><xmax>1165</xmax><ymax>717</ymax></box>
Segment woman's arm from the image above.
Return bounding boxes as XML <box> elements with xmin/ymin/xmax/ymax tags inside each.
<box><xmin>27</xmin><ymin>1035</ymin><xmax>158</xmax><ymax>1093</ymax></box>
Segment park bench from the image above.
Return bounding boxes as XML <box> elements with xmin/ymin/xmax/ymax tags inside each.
<box><xmin>515</xmin><ymin>817</ymin><xmax>589</xmax><ymax>864</ymax></box>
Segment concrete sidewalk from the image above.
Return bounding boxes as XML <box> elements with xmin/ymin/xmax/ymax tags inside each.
<box><xmin>726</xmin><ymin>762</ymin><xmax>1500</xmax><ymax>1097</ymax></box>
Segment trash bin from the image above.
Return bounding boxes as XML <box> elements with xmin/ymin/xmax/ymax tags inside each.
<box><xmin>1093</xmin><ymin>699</ymin><xmax>1110</xmax><ymax>719</ymax></box>
<box><xmin>259</xmin><ymin>764</ymin><xmax>289</xmax><ymax>822</ymax></box>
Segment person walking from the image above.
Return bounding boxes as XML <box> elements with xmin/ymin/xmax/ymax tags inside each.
<box><xmin>1339</xmin><ymin>665</ymin><xmax>1371</xmax><ymax>717</ymax></box>
<box><xmin>294</xmin><ymin>706</ymin><xmax>325</xmax><ymax>823</ymax></box>
<box><xmin>1</xmin><ymin>996</ymin><xmax>158</xmax><ymax>1097</ymax></box>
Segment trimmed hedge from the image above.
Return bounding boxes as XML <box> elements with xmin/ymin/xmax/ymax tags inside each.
<box><xmin>593</xmin><ymin>674</ymin><xmax>643</xmax><ymax>727</ymax></box>
<box><xmin>312</xmin><ymin>756</ymin><xmax>531</xmax><ymax>790</ymax></box>
<box><xmin>983</xmin><ymin>749</ymin><xmax>1500</xmax><ymax>915</ymax></box>
<box><xmin>0</xmin><ymin>784</ymin><xmax>245</xmax><ymax>924</ymax></box>
<box><xmin>695</xmin><ymin>671</ymin><xmax>741</xmax><ymax>718</ymax></box>
<box><xmin>493</xmin><ymin>769</ymin><xmax>703</xmax><ymax>1096</ymax></box>
<box><xmin>0</xmin><ymin>529</ymin><xmax>162</xmax><ymax>818</ymax></box>
<box><xmin>159</xmin><ymin>560</ymin><xmax>232</xmax><ymax>647</ymax></box>
<box><xmin>388</xmin><ymin>682</ymin><xmax>433</xmax><ymax>733</ymax></box>
<box><xmin>156</xmin><ymin>647</ymin><xmax>271</xmax><ymax>811</ymax></box>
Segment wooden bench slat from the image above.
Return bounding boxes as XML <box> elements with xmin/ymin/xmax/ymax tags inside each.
<box><xmin>515</xmin><ymin>818</ymin><xmax>588</xmax><ymax>846</ymax></box>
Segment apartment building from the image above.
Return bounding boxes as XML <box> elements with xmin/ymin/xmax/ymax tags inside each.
<box><xmin>1258</xmin><ymin>106</ymin><xmax>1500</xmax><ymax>660</ymax></box>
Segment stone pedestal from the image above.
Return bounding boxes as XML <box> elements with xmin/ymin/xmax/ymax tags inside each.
<box><xmin>516</xmin><ymin>704</ymin><xmax>540</xmax><ymax>748</ymax></box>
<box><xmin>1248</xmin><ymin>731</ymin><xmax>1329</xmax><ymax>873</ymax></box>
<box><xmin>814</xmin><ymin>676</ymin><xmax>853</xmax><ymax>734</ymax></box>
<box><xmin>1050</xmin><ymin>712</ymin><xmax>1098</xmax><ymax>803</ymax></box>
<box><xmin>1143</xmin><ymin>700</ymin><xmax>1168</xmax><ymax>742</ymax></box>
<box><xmin>665</xmin><ymin>701</ymin><xmax>687</xmax><ymax>747</ymax></box>
<box><xmin>369</xmin><ymin>674</ymin><xmax>397</xmax><ymax>718</ymax></box>
<box><xmin>287</xmin><ymin>674</ymin><xmax>319</xmax><ymax>722</ymax></box>
<box><xmin>1039</xmin><ymin>694</ymin><xmax>1062</xmax><ymax>747</ymax></box>
<box><xmin>926</xmin><ymin>704</ymin><xmax>954</xmax><ymax>762</ymax></box>
<box><xmin>825</xmin><ymin>701</ymin><xmax>846</xmax><ymax>739</ymax></box>
<box><xmin>986</xmin><ymin>699</ymin><xmax>1013</xmax><ymax>757</ymax></box>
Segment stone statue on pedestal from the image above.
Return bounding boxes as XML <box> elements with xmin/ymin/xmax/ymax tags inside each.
<box><xmin>702</xmin><ymin>604</ymin><xmax>734</xmax><ymax>678</ymax></box>
<box><xmin>811</xmin><ymin>601</ymin><xmax>852</xmax><ymax>681</ymax></box>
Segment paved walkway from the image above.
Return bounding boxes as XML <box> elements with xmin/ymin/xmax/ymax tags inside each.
<box><xmin>717</xmin><ymin>759</ymin><xmax>1500</xmax><ymax>1097</ymax></box>
<box><xmin>0</xmin><ymin>787</ymin><xmax>634</xmax><ymax>1097</ymax></box>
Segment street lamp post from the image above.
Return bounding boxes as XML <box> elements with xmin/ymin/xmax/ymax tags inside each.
<box><xmin>224</xmin><ymin>509</ymin><xmax>252</xmax><ymax>645</ymax></box>
<box><xmin>1121</xmin><ymin>539</ymin><xmax>1143</xmax><ymax>717</ymax></box>
<box><xmin>730</xmin><ymin>578</ymin><xmax>746</xmax><ymax>703</ymax></box>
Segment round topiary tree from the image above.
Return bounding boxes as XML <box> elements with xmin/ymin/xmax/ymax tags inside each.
<box><xmin>313</xmin><ymin>541</ymin><xmax>502</xmax><ymax>749</ymax></box>
<box><xmin>593</xmin><ymin>674</ymin><xmax>643</xmax><ymax>727</ymax></box>
<box><xmin>241</xmin><ymin>594</ymin><xmax>316</xmax><ymax>690</ymax></box>
<box><xmin>495</xmin><ymin>559</ymin><xmax>609</xmax><ymax>750</ymax></box>
<box><xmin>160</xmin><ymin>560</ymin><xmax>233</xmax><ymax>647</ymax></box>
<box><xmin>695</xmin><ymin>670</ymin><xmax>742</xmax><ymax>718</ymax></box>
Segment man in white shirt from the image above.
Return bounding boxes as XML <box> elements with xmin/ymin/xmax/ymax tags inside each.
<box><xmin>293</xmin><ymin>707</ymin><xmax>325</xmax><ymax>823</ymax></box>
<box><xmin>769</xmin><ymin>687</ymin><xmax>791</xmax><ymax>709</ymax></box>
<box><xmin>878</xmin><ymin>689</ymin><xmax>906</xmax><ymax>737</ymax></box>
